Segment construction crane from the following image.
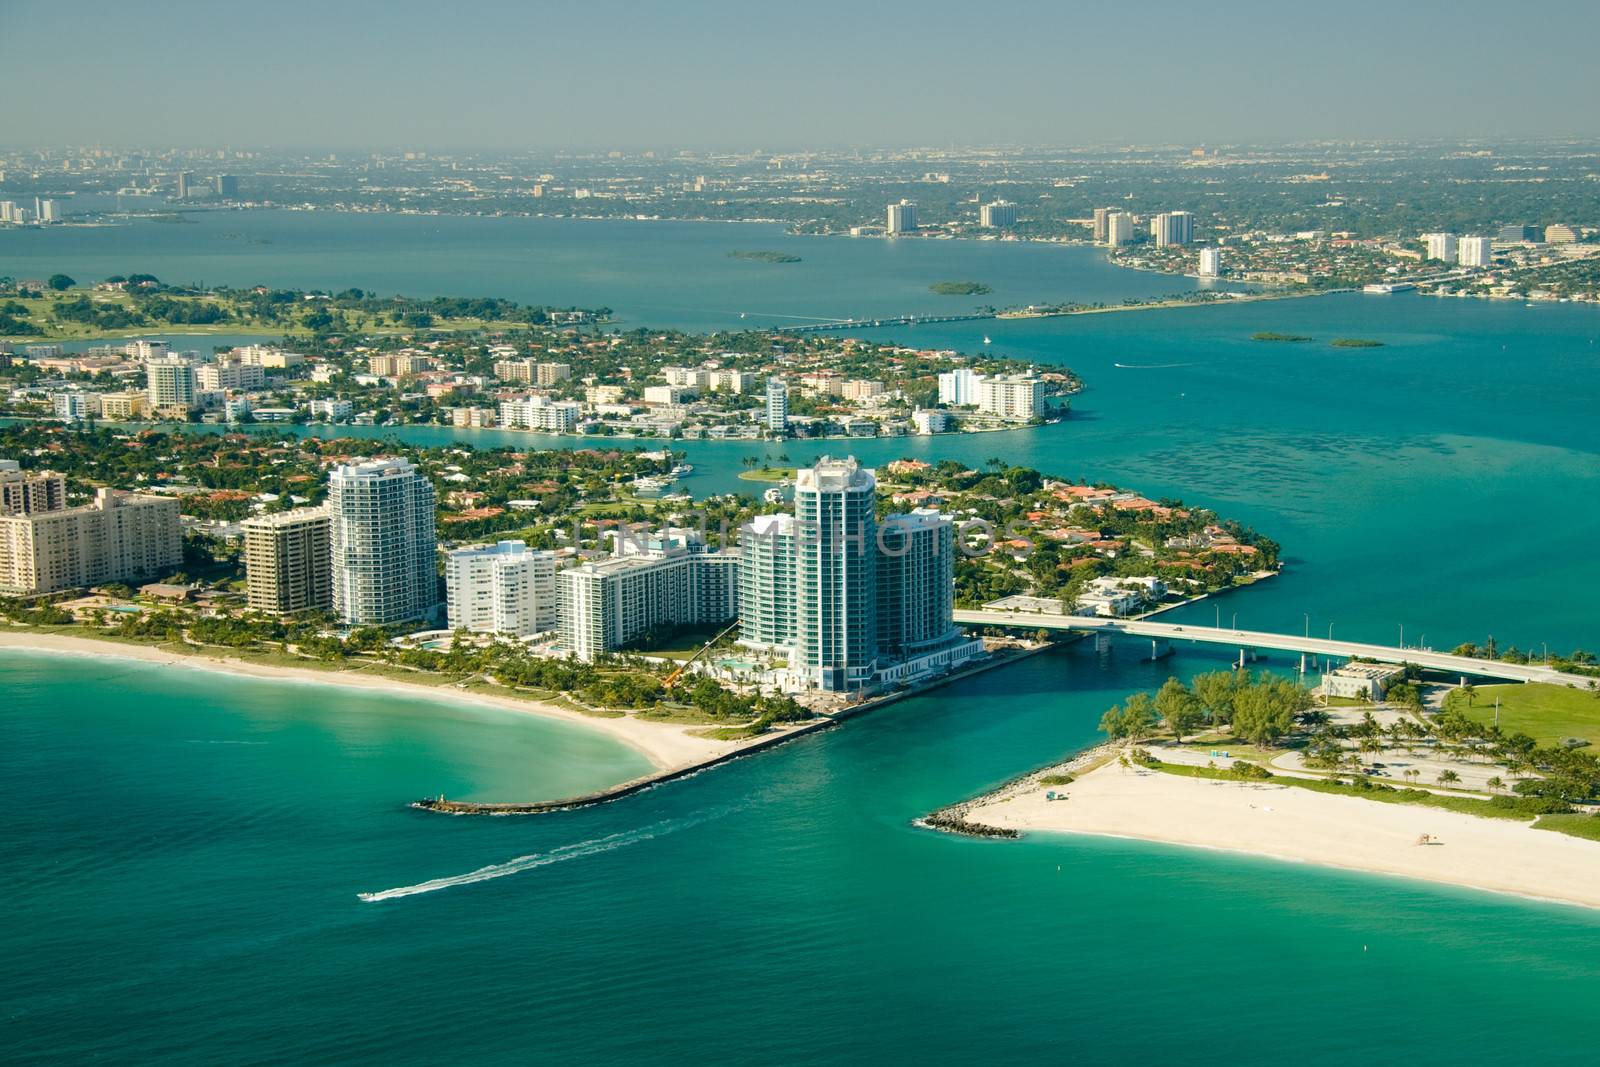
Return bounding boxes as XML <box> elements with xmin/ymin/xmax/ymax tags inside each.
<box><xmin>662</xmin><ymin>619</ymin><xmax>743</xmax><ymax>689</ymax></box>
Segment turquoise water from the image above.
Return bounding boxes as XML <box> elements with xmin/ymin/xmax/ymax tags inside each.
<box><xmin>5</xmin><ymin>219</ymin><xmax>1600</xmax><ymax>1063</ymax></box>
<box><xmin>6</xmin><ymin>644</ymin><xmax>1599</xmax><ymax>1064</ymax></box>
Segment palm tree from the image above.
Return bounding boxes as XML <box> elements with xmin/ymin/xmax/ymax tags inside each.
<box><xmin>1403</xmin><ymin>768</ymin><xmax>1421</xmax><ymax>786</ymax></box>
<box><xmin>1461</xmin><ymin>682</ymin><xmax>1476</xmax><ymax>707</ymax></box>
<box><xmin>1486</xmin><ymin>775</ymin><xmax>1504</xmax><ymax>794</ymax></box>
<box><xmin>1437</xmin><ymin>769</ymin><xmax>1461</xmax><ymax>788</ymax></box>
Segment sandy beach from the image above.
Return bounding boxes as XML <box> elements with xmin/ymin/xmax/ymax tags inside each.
<box><xmin>0</xmin><ymin>630</ymin><xmax>754</xmax><ymax>774</ymax></box>
<box><xmin>965</xmin><ymin>757</ymin><xmax>1600</xmax><ymax>910</ymax></box>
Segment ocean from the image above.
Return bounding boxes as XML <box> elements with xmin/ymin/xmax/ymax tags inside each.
<box><xmin>3</xmin><ymin>214</ymin><xmax>1598</xmax><ymax>1064</ymax></box>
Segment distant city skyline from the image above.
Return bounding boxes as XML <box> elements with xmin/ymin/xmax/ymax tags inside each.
<box><xmin>4</xmin><ymin>0</ymin><xmax>1597</xmax><ymax>149</ymax></box>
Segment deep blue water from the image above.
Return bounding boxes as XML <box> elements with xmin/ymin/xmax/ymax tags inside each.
<box><xmin>3</xmin><ymin>216</ymin><xmax>1599</xmax><ymax>1064</ymax></box>
<box><xmin>0</xmin><ymin>210</ymin><xmax>1214</xmax><ymax>331</ymax></box>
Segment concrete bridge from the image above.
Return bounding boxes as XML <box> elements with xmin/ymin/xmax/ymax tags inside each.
<box><xmin>785</xmin><ymin>312</ymin><xmax>996</xmax><ymax>334</ymax></box>
<box><xmin>953</xmin><ymin>609</ymin><xmax>1581</xmax><ymax>686</ymax></box>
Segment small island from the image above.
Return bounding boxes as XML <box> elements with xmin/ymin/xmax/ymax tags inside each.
<box><xmin>727</xmin><ymin>250</ymin><xmax>802</xmax><ymax>264</ymax></box>
<box><xmin>930</xmin><ymin>281</ymin><xmax>993</xmax><ymax>296</ymax></box>
<box><xmin>1331</xmin><ymin>338</ymin><xmax>1384</xmax><ymax>348</ymax></box>
<box><xmin>1251</xmin><ymin>332</ymin><xmax>1312</xmax><ymax>342</ymax></box>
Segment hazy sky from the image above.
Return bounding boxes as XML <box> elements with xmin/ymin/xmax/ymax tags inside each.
<box><xmin>5</xmin><ymin>0</ymin><xmax>1597</xmax><ymax>149</ymax></box>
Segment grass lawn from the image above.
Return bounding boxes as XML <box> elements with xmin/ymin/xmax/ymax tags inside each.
<box><xmin>691</xmin><ymin>723</ymin><xmax>767</xmax><ymax>741</ymax></box>
<box><xmin>624</xmin><ymin>623</ymin><xmax>735</xmax><ymax>660</ymax></box>
<box><xmin>736</xmin><ymin>467</ymin><xmax>795</xmax><ymax>483</ymax></box>
<box><xmin>1320</xmin><ymin>695</ymin><xmax>1374</xmax><ymax>708</ymax></box>
<box><xmin>3</xmin><ymin>286</ymin><xmax>540</xmax><ymax>341</ymax></box>
<box><xmin>1457</xmin><ymin>682</ymin><xmax>1600</xmax><ymax>747</ymax></box>
<box><xmin>636</xmin><ymin>706</ymin><xmax>733</xmax><ymax>725</ymax></box>
<box><xmin>1532</xmin><ymin>814</ymin><xmax>1600</xmax><ymax>842</ymax></box>
<box><xmin>1148</xmin><ymin>760</ymin><xmax>1538</xmax><ymax>821</ymax></box>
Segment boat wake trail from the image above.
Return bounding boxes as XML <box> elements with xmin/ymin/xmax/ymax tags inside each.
<box><xmin>1113</xmin><ymin>362</ymin><xmax>1197</xmax><ymax>369</ymax></box>
<box><xmin>357</xmin><ymin>808</ymin><xmax>730</xmax><ymax>903</ymax></box>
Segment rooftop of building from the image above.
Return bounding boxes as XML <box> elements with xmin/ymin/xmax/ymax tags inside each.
<box><xmin>447</xmin><ymin>539</ymin><xmax>547</xmax><ymax>559</ymax></box>
<box><xmin>330</xmin><ymin>456</ymin><xmax>419</xmax><ymax>477</ymax></box>
<box><xmin>795</xmin><ymin>455</ymin><xmax>875</xmax><ymax>493</ymax></box>
<box><xmin>240</xmin><ymin>505</ymin><xmax>329</xmax><ymax>528</ymax></box>
<box><xmin>1327</xmin><ymin>662</ymin><xmax>1406</xmax><ymax>680</ymax></box>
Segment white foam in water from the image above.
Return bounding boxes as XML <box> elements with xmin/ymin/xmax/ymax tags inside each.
<box><xmin>357</xmin><ymin>810</ymin><xmax>725</xmax><ymax>902</ymax></box>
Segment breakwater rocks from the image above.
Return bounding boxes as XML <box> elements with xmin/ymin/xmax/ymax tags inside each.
<box><xmin>917</xmin><ymin>811</ymin><xmax>1019</xmax><ymax>839</ymax></box>
<box><xmin>919</xmin><ymin>741</ymin><xmax>1120</xmax><ymax>839</ymax></box>
<box><xmin>412</xmin><ymin>718</ymin><xmax>835</xmax><ymax>816</ymax></box>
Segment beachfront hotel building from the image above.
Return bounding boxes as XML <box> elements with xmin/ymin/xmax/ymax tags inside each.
<box><xmin>328</xmin><ymin>458</ymin><xmax>439</xmax><ymax>626</ymax></box>
<box><xmin>737</xmin><ymin>513</ymin><xmax>799</xmax><ymax>651</ymax></box>
<box><xmin>558</xmin><ymin>529</ymin><xmax>738</xmax><ymax>661</ymax></box>
<box><xmin>241</xmin><ymin>507</ymin><xmax>331</xmax><ymax>615</ymax></box>
<box><xmin>793</xmin><ymin>457</ymin><xmax>881</xmax><ymax>692</ymax></box>
<box><xmin>445</xmin><ymin>540</ymin><xmax>557</xmax><ymax>637</ymax></box>
<box><xmin>0</xmin><ymin>487</ymin><xmax>181</xmax><ymax>595</ymax></box>
<box><xmin>875</xmin><ymin>509</ymin><xmax>962</xmax><ymax>666</ymax></box>
<box><xmin>739</xmin><ymin>457</ymin><xmax>981</xmax><ymax>692</ymax></box>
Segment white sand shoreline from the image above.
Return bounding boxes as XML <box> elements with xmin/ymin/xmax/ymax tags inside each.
<box><xmin>0</xmin><ymin>630</ymin><xmax>744</xmax><ymax>775</ymax></box>
<box><xmin>965</xmin><ymin>757</ymin><xmax>1600</xmax><ymax>911</ymax></box>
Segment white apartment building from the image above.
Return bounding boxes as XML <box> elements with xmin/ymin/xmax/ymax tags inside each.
<box><xmin>146</xmin><ymin>355</ymin><xmax>198</xmax><ymax>411</ymax></box>
<box><xmin>979</xmin><ymin>200</ymin><xmax>1017</xmax><ymax>228</ymax></box>
<box><xmin>937</xmin><ymin>367</ymin><xmax>982</xmax><ymax>406</ymax></box>
<box><xmin>738</xmin><ymin>458</ymin><xmax>981</xmax><ymax>692</ymax></box>
<box><xmin>308</xmin><ymin>398</ymin><xmax>354</xmax><ymax>421</ymax></box>
<box><xmin>662</xmin><ymin>366</ymin><xmax>710</xmax><ymax>391</ymax></box>
<box><xmin>1458</xmin><ymin>236</ymin><xmax>1492</xmax><ymax>269</ymax></box>
<box><xmin>1197</xmin><ymin>247</ymin><xmax>1222</xmax><ymax>277</ymax></box>
<box><xmin>127</xmin><ymin>340</ymin><xmax>171</xmax><ymax>361</ymax></box>
<box><xmin>976</xmin><ymin>375</ymin><xmax>1047</xmax><ymax>421</ymax></box>
<box><xmin>643</xmin><ymin>385</ymin><xmax>687</xmax><ymax>406</ymax></box>
<box><xmin>328</xmin><ymin>458</ymin><xmax>438</xmax><ymax>625</ymax></box>
<box><xmin>1105</xmin><ymin>211</ymin><xmax>1135</xmax><ymax>246</ymax></box>
<box><xmin>765</xmin><ymin>377</ymin><xmax>789</xmax><ymax>434</ymax></box>
<box><xmin>886</xmin><ymin>199</ymin><xmax>918</xmax><ymax>234</ymax></box>
<box><xmin>1423</xmin><ymin>233</ymin><xmax>1458</xmax><ymax>262</ymax></box>
<box><xmin>445</xmin><ymin>540</ymin><xmax>557</xmax><ymax>637</ymax></box>
<box><xmin>709</xmin><ymin>369</ymin><xmax>757</xmax><ymax>393</ymax></box>
<box><xmin>499</xmin><ymin>395</ymin><xmax>580</xmax><ymax>433</ymax></box>
<box><xmin>1150</xmin><ymin>211</ymin><xmax>1195</xmax><ymax>247</ymax></box>
<box><xmin>231</xmin><ymin>344</ymin><xmax>305</xmax><ymax>369</ymax></box>
<box><xmin>196</xmin><ymin>357</ymin><xmax>266</xmax><ymax>392</ymax></box>
<box><xmin>52</xmin><ymin>392</ymin><xmax>92</xmax><ymax>422</ymax></box>
<box><xmin>559</xmin><ymin>529</ymin><xmax>738</xmax><ymax>661</ymax></box>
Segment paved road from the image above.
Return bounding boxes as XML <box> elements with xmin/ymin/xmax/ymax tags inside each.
<box><xmin>954</xmin><ymin>609</ymin><xmax>1580</xmax><ymax>685</ymax></box>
